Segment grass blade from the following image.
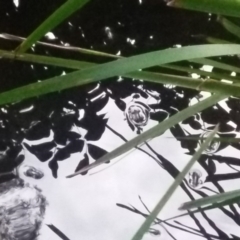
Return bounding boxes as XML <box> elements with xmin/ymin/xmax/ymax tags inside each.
<box><xmin>66</xmin><ymin>94</ymin><xmax>225</xmax><ymax>178</ymax></box>
<box><xmin>179</xmin><ymin>188</ymin><xmax>240</xmax><ymax>211</ymax></box>
<box><xmin>163</xmin><ymin>196</ymin><xmax>240</xmax><ymax>222</ymax></box>
<box><xmin>190</xmin><ymin>58</ymin><xmax>240</xmax><ymax>74</ymax></box>
<box><xmin>219</xmin><ymin>17</ymin><xmax>240</xmax><ymax>40</ymax></box>
<box><xmin>15</xmin><ymin>0</ymin><xmax>90</xmax><ymax>53</ymax></box>
<box><xmin>0</xmin><ymin>49</ymin><xmax>95</xmax><ymax>69</ymax></box>
<box><xmin>0</xmin><ymin>44</ymin><xmax>239</xmax><ymax>106</ymax></box>
<box><xmin>160</xmin><ymin>64</ymin><xmax>240</xmax><ymax>82</ymax></box>
<box><xmin>131</xmin><ymin>126</ymin><xmax>218</xmax><ymax>240</ymax></box>
<box><xmin>167</xmin><ymin>0</ymin><xmax>240</xmax><ymax>18</ymax></box>
<box><xmin>174</xmin><ymin>137</ymin><xmax>240</xmax><ymax>143</ymax></box>
<box><xmin>0</xmin><ymin>33</ymin><xmax>119</xmax><ymax>59</ymax></box>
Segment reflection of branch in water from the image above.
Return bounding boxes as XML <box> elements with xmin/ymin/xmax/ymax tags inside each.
<box><xmin>106</xmin><ymin>124</ymin><xmax>163</xmax><ymax>166</ymax></box>
<box><xmin>47</xmin><ymin>224</ymin><xmax>71</xmax><ymax>240</ymax></box>
<box><xmin>138</xmin><ymin>196</ymin><xmax>177</xmax><ymax>240</ymax></box>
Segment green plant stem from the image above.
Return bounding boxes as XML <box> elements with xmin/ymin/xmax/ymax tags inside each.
<box><xmin>16</xmin><ymin>0</ymin><xmax>90</xmax><ymax>53</ymax></box>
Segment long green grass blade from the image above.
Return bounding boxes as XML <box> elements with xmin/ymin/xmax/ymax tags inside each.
<box><xmin>1</xmin><ymin>48</ymin><xmax>240</xmax><ymax>103</ymax></box>
<box><xmin>0</xmin><ymin>44</ymin><xmax>240</xmax><ymax>106</ymax></box>
<box><xmin>179</xmin><ymin>188</ymin><xmax>240</xmax><ymax>210</ymax></box>
<box><xmin>219</xmin><ymin>17</ymin><xmax>240</xmax><ymax>39</ymax></box>
<box><xmin>0</xmin><ymin>33</ymin><xmax>119</xmax><ymax>59</ymax></box>
<box><xmin>163</xmin><ymin>196</ymin><xmax>240</xmax><ymax>222</ymax></box>
<box><xmin>66</xmin><ymin>94</ymin><xmax>225</xmax><ymax>178</ymax></box>
<box><xmin>167</xmin><ymin>0</ymin><xmax>240</xmax><ymax>18</ymax></box>
<box><xmin>131</xmin><ymin>126</ymin><xmax>218</xmax><ymax>240</ymax></box>
<box><xmin>190</xmin><ymin>58</ymin><xmax>240</xmax><ymax>74</ymax></box>
<box><xmin>0</xmin><ymin>49</ymin><xmax>94</xmax><ymax>69</ymax></box>
<box><xmin>15</xmin><ymin>0</ymin><xmax>90</xmax><ymax>53</ymax></box>
<box><xmin>161</xmin><ymin>64</ymin><xmax>240</xmax><ymax>82</ymax></box>
<box><xmin>174</xmin><ymin>137</ymin><xmax>240</xmax><ymax>143</ymax></box>
<box><xmin>205</xmin><ymin>36</ymin><xmax>233</xmax><ymax>44</ymax></box>
<box><xmin>127</xmin><ymin>71</ymin><xmax>240</xmax><ymax>95</ymax></box>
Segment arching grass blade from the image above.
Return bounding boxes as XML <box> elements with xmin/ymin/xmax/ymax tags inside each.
<box><xmin>167</xmin><ymin>0</ymin><xmax>240</xmax><ymax>18</ymax></box>
<box><xmin>179</xmin><ymin>189</ymin><xmax>240</xmax><ymax>210</ymax></box>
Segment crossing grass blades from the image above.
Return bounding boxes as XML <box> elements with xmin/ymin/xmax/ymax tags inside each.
<box><xmin>1</xmin><ymin>0</ymin><xmax>240</xmax><ymax>239</ymax></box>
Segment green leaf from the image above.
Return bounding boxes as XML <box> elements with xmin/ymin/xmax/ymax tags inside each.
<box><xmin>174</xmin><ymin>136</ymin><xmax>240</xmax><ymax>143</ymax></box>
<box><xmin>0</xmin><ymin>49</ymin><xmax>95</xmax><ymax>69</ymax></box>
<box><xmin>190</xmin><ymin>58</ymin><xmax>240</xmax><ymax>74</ymax></box>
<box><xmin>167</xmin><ymin>0</ymin><xmax>240</xmax><ymax>18</ymax></box>
<box><xmin>0</xmin><ymin>44</ymin><xmax>240</xmax><ymax>106</ymax></box>
<box><xmin>179</xmin><ymin>188</ymin><xmax>240</xmax><ymax>211</ymax></box>
<box><xmin>0</xmin><ymin>33</ymin><xmax>119</xmax><ymax>59</ymax></box>
<box><xmin>66</xmin><ymin>94</ymin><xmax>225</xmax><ymax>178</ymax></box>
<box><xmin>219</xmin><ymin>17</ymin><xmax>240</xmax><ymax>40</ymax></box>
<box><xmin>204</xmin><ymin>36</ymin><xmax>233</xmax><ymax>44</ymax></box>
<box><xmin>131</xmin><ymin>126</ymin><xmax>218</xmax><ymax>240</ymax></box>
<box><xmin>163</xmin><ymin>196</ymin><xmax>240</xmax><ymax>222</ymax></box>
<box><xmin>15</xmin><ymin>0</ymin><xmax>90</xmax><ymax>53</ymax></box>
<box><xmin>160</xmin><ymin>64</ymin><xmax>240</xmax><ymax>82</ymax></box>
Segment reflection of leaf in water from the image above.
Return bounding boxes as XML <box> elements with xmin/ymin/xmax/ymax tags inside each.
<box><xmin>47</xmin><ymin>224</ymin><xmax>71</xmax><ymax>240</ymax></box>
<box><xmin>75</xmin><ymin>154</ymin><xmax>89</xmax><ymax>175</ymax></box>
<box><xmin>88</xmin><ymin>144</ymin><xmax>108</xmax><ymax>160</ymax></box>
<box><xmin>25</xmin><ymin>120</ymin><xmax>51</xmax><ymax>141</ymax></box>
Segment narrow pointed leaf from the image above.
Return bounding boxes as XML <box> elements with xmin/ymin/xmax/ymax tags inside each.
<box><xmin>179</xmin><ymin>188</ymin><xmax>240</xmax><ymax>210</ymax></box>
<box><xmin>131</xmin><ymin>126</ymin><xmax>218</xmax><ymax>240</ymax></box>
<box><xmin>219</xmin><ymin>17</ymin><xmax>240</xmax><ymax>40</ymax></box>
<box><xmin>190</xmin><ymin>58</ymin><xmax>240</xmax><ymax>74</ymax></box>
<box><xmin>0</xmin><ymin>44</ymin><xmax>240</xmax><ymax>106</ymax></box>
<box><xmin>163</xmin><ymin>196</ymin><xmax>240</xmax><ymax>222</ymax></box>
<box><xmin>66</xmin><ymin>94</ymin><xmax>225</xmax><ymax>178</ymax></box>
<box><xmin>161</xmin><ymin>64</ymin><xmax>240</xmax><ymax>82</ymax></box>
<box><xmin>174</xmin><ymin>136</ymin><xmax>240</xmax><ymax>143</ymax></box>
<box><xmin>167</xmin><ymin>0</ymin><xmax>240</xmax><ymax>18</ymax></box>
<box><xmin>15</xmin><ymin>0</ymin><xmax>90</xmax><ymax>53</ymax></box>
<box><xmin>0</xmin><ymin>33</ymin><xmax>119</xmax><ymax>58</ymax></box>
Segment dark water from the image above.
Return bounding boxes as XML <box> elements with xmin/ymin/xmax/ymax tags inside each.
<box><xmin>0</xmin><ymin>0</ymin><xmax>240</xmax><ymax>240</ymax></box>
